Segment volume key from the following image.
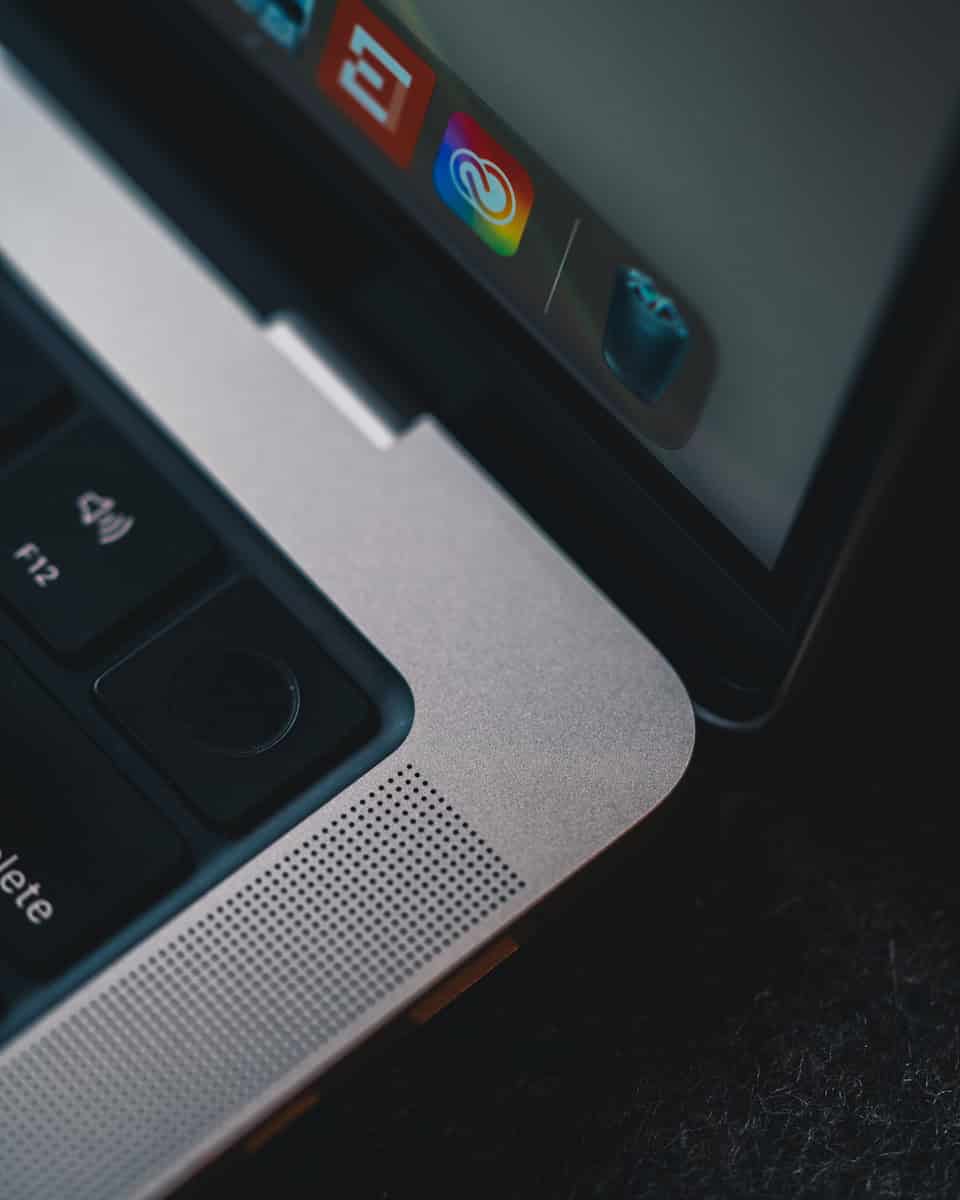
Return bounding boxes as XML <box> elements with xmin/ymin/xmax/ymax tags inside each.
<box><xmin>0</xmin><ymin>420</ymin><xmax>215</xmax><ymax>654</ymax></box>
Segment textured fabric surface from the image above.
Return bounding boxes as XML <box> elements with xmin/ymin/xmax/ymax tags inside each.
<box><xmin>205</xmin><ymin>749</ymin><xmax>957</xmax><ymax>1198</ymax></box>
<box><xmin>199</xmin><ymin>461</ymin><xmax>955</xmax><ymax>1200</ymax></box>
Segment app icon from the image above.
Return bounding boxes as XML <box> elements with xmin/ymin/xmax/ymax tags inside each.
<box><xmin>234</xmin><ymin>0</ymin><xmax>316</xmax><ymax>52</ymax></box>
<box><xmin>433</xmin><ymin>113</ymin><xmax>534</xmax><ymax>257</ymax></box>
<box><xmin>317</xmin><ymin>0</ymin><xmax>436</xmax><ymax>168</ymax></box>
<box><xmin>603</xmin><ymin>267</ymin><xmax>690</xmax><ymax>404</ymax></box>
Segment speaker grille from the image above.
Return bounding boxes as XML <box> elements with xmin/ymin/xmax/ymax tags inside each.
<box><xmin>0</xmin><ymin>764</ymin><xmax>525</xmax><ymax>1200</ymax></box>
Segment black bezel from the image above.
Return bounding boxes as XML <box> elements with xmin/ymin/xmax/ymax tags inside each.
<box><xmin>2</xmin><ymin>0</ymin><xmax>958</xmax><ymax>722</ymax></box>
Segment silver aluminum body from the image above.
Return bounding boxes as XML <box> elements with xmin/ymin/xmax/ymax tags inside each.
<box><xmin>0</xmin><ymin>52</ymin><xmax>694</xmax><ymax>1199</ymax></box>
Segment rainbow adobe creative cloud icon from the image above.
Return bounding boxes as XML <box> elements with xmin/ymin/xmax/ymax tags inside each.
<box><xmin>433</xmin><ymin>113</ymin><xmax>535</xmax><ymax>257</ymax></box>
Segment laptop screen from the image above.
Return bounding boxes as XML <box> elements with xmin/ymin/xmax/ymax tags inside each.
<box><xmin>190</xmin><ymin>0</ymin><xmax>959</xmax><ymax>567</ymax></box>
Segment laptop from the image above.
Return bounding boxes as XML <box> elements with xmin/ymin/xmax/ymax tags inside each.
<box><xmin>0</xmin><ymin>2</ymin><xmax>956</xmax><ymax>1196</ymax></box>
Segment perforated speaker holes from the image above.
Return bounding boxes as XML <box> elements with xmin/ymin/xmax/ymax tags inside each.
<box><xmin>0</xmin><ymin>764</ymin><xmax>526</xmax><ymax>1200</ymax></box>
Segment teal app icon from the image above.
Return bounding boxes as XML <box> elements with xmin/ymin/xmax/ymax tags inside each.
<box><xmin>603</xmin><ymin>267</ymin><xmax>690</xmax><ymax>405</ymax></box>
<box><xmin>234</xmin><ymin>0</ymin><xmax>315</xmax><ymax>51</ymax></box>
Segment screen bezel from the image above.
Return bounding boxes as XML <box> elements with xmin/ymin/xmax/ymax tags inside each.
<box><xmin>5</xmin><ymin>0</ymin><xmax>959</xmax><ymax>720</ymax></box>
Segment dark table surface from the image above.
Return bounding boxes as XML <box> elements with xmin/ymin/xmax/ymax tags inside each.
<box><xmin>200</xmin><ymin>447</ymin><xmax>956</xmax><ymax>1200</ymax></box>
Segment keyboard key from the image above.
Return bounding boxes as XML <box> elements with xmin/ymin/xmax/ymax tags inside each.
<box><xmin>0</xmin><ymin>420</ymin><xmax>215</xmax><ymax>653</ymax></box>
<box><xmin>0</xmin><ymin>318</ymin><xmax>64</xmax><ymax>447</ymax></box>
<box><xmin>96</xmin><ymin>582</ymin><xmax>377</xmax><ymax>829</ymax></box>
<box><xmin>0</xmin><ymin>646</ymin><xmax>188</xmax><ymax>975</ymax></box>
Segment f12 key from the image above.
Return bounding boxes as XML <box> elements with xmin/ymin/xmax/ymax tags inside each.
<box><xmin>0</xmin><ymin>420</ymin><xmax>216</xmax><ymax>654</ymax></box>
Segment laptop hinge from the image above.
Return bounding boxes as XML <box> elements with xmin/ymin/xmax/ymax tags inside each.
<box><xmin>264</xmin><ymin>312</ymin><xmax>403</xmax><ymax>451</ymax></box>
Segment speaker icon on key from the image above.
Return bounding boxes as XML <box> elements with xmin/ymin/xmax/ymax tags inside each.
<box><xmin>76</xmin><ymin>491</ymin><xmax>136</xmax><ymax>547</ymax></box>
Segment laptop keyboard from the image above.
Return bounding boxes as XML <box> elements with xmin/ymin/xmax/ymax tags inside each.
<box><xmin>0</xmin><ymin>288</ymin><xmax>407</xmax><ymax>1032</ymax></box>
<box><xmin>0</xmin><ymin>644</ymin><xmax>188</xmax><ymax>976</ymax></box>
<box><xmin>96</xmin><ymin>580</ymin><xmax>377</xmax><ymax>830</ymax></box>
<box><xmin>0</xmin><ymin>312</ymin><xmax>64</xmax><ymax>446</ymax></box>
<box><xmin>0</xmin><ymin>419</ymin><xmax>216</xmax><ymax>653</ymax></box>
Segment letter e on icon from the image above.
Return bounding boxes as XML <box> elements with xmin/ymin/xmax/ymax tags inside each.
<box><xmin>318</xmin><ymin>0</ymin><xmax>436</xmax><ymax>168</ymax></box>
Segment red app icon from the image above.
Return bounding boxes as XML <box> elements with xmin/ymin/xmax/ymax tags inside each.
<box><xmin>318</xmin><ymin>0</ymin><xmax>436</xmax><ymax>168</ymax></box>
